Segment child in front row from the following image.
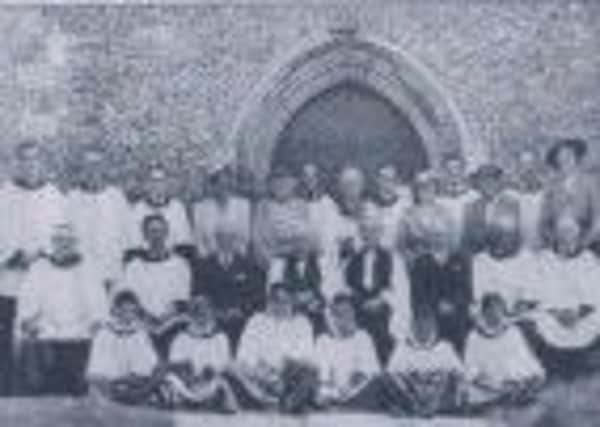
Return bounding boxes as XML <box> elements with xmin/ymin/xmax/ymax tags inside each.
<box><xmin>385</xmin><ymin>309</ymin><xmax>465</xmax><ymax>417</ymax></box>
<box><xmin>86</xmin><ymin>290</ymin><xmax>161</xmax><ymax>404</ymax></box>
<box><xmin>465</xmin><ymin>293</ymin><xmax>545</xmax><ymax>411</ymax></box>
<box><xmin>165</xmin><ymin>295</ymin><xmax>239</xmax><ymax>412</ymax></box>
<box><xmin>313</xmin><ymin>295</ymin><xmax>385</xmax><ymax>411</ymax></box>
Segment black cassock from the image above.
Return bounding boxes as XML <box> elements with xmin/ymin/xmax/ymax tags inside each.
<box><xmin>410</xmin><ymin>252</ymin><xmax>473</xmax><ymax>355</ymax></box>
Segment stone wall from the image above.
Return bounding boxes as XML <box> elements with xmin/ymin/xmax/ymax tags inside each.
<box><xmin>0</xmin><ymin>1</ymin><xmax>598</xmax><ymax>192</ymax></box>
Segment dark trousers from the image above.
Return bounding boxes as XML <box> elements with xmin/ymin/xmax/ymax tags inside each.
<box><xmin>0</xmin><ymin>297</ymin><xmax>15</xmax><ymax>396</ymax></box>
<box><xmin>357</xmin><ymin>304</ymin><xmax>394</xmax><ymax>365</ymax></box>
<box><xmin>21</xmin><ymin>339</ymin><xmax>90</xmax><ymax>396</ymax></box>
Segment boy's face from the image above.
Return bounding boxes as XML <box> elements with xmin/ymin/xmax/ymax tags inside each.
<box><xmin>143</xmin><ymin>219</ymin><xmax>169</xmax><ymax>249</ymax></box>
<box><xmin>146</xmin><ymin>173</ymin><xmax>170</xmax><ymax>204</ymax></box>
<box><xmin>331</xmin><ymin>301</ymin><xmax>357</xmax><ymax>337</ymax></box>
<box><xmin>416</xmin><ymin>181</ymin><xmax>436</xmax><ymax>204</ymax></box>
<box><xmin>479</xmin><ymin>177</ymin><xmax>502</xmax><ymax>199</ymax></box>
<box><xmin>16</xmin><ymin>147</ymin><xmax>47</xmax><ymax>186</ymax></box>
<box><xmin>117</xmin><ymin>301</ymin><xmax>140</xmax><ymax>324</ymax></box>
<box><xmin>51</xmin><ymin>229</ymin><xmax>79</xmax><ymax>260</ymax></box>
<box><xmin>82</xmin><ymin>150</ymin><xmax>105</xmax><ymax>188</ymax></box>
<box><xmin>339</xmin><ymin>170</ymin><xmax>364</xmax><ymax>201</ymax></box>
<box><xmin>413</xmin><ymin>316</ymin><xmax>437</xmax><ymax>346</ymax></box>
<box><xmin>482</xmin><ymin>299</ymin><xmax>506</xmax><ymax>329</ymax></box>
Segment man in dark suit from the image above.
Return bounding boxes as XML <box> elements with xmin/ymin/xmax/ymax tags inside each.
<box><xmin>410</xmin><ymin>215</ymin><xmax>473</xmax><ymax>356</ymax></box>
<box><xmin>462</xmin><ymin>164</ymin><xmax>519</xmax><ymax>254</ymax></box>
<box><xmin>344</xmin><ymin>206</ymin><xmax>397</xmax><ymax>364</ymax></box>
<box><xmin>194</xmin><ymin>229</ymin><xmax>266</xmax><ymax>350</ymax></box>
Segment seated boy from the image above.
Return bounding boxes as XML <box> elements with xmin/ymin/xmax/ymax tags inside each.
<box><xmin>165</xmin><ymin>296</ymin><xmax>238</xmax><ymax>412</ymax></box>
<box><xmin>86</xmin><ymin>290</ymin><xmax>160</xmax><ymax>404</ymax></box>
<box><xmin>313</xmin><ymin>295</ymin><xmax>383</xmax><ymax>411</ymax></box>
<box><xmin>385</xmin><ymin>309</ymin><xmax>465</xmax><ymax>417</ymax></box>
<box><xmin>230</xmin><ymin>283</ymin><xmax>317</xmax><ymax>413</ymax></box>
<box><xmin>465</xmin><ymin>293</ymin><xmax>545</xmax><ymax>410</ymax></box>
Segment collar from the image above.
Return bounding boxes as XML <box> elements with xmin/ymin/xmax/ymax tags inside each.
<box><xmin>141</xmin><ymin>249</ymin><xmax>171</xmax><ymax>263</ymax></box>
<box><xmin>13</xmin><ymin>179</ymin><xmax>47</xmax><ymax>191</ymax></box>
<box><xmin>48</xmin><ymin>254</ymin><xmax>82</xmax><ymax>268</ymax></box>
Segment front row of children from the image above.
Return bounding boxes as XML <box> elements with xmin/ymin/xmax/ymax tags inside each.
<box><xmin>85</xmin><ymin>284</ymin><xmax>546</xmax><ymax>417</ymax></box>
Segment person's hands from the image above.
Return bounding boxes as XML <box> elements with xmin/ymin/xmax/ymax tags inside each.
<box><xmin>89</xmin><ymin>321</ymin><xmax>103</xmax><ymax>336</ymax></box>
<box><xmin>21</xmin><ymin>319</ymin><xmax>39</xmax><ymax>339</ymax></box>
<box><xmin>363</xmin><ymin>297</ymin><xmax>385</xmax><ymax>312</ymax></box>
<box><xmin>439</xmin><ymin>300</ymin><xmax>455</xmax><ymax>315</ymax></box>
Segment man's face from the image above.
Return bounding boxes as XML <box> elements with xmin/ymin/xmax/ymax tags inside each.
<box><xmin>413</xmin><ymin>316</ymin><xmax>437</xmax><ymax>346</ymax></box>
<box><xmin>301</xmin><ymin>164</ymin><xmax>319</xmax><ymax>191</ymax></box>
<box><xmin>519</xmin><ymin>151</ymin><xmax>536</xmax><ymax>173</ymax></box>
<box><xmin>339</xmin><ymin>170</ymin><xmax>364</xmax><ymax>201</ymax></box>
<box><xmin>190</xmin><ymin>300</ymin><xmax>214</xmax><ymax>328</ymax></box>
<box><xmin>214</xmin><ymin>171</ymin><xmax>234</xmax><ymax>198</ymax></box>
<box><xmin>416</xmin><ymin>180</ymin><xmax>436</xmax><ymax>204</ymax></box>
<box><xmin>360</xmin><ymin>221</ymin><xmax>382</xmax><ymax>248</ymax></box>
<box><xmin>16</xmin><ymin>147</ymin><xmax>46</xmax><ymax>186</ymax></box>
<box><xmin>376</xmin><ymin>166</ymin><xmax>398</xmax><ymax>199</ymax></box>
<box><xmin>143</xmin><ymin>219</ymin><xmax>169</xmax><ymax>249</ymax></box>
<box><xmin>82</xmin><ymin>150</ymin><xmax>105</xmax><ymax>188</ymax></box>
<box><xmin>445</xmin><ymin>158</ymin><xmax>465</xmax><ymax>177</ymax></box>
<box><xmin>216</xmin><ymin>230</ymin><xmax>237</xmax><ymax>255</ymax></box>
<box><xmin>146</xmin><ymin>171</ymin><xmax>170</xmax><ymax>205</ymax></box>
<box><xmin>331</xmin><ymin>301</ymin><xmax>357</xmax><ymax>337</ymax></box>
<box><xmin>269</xmin><ymin>288</ymin><xmax>293</xmax><ymax>318</ymax></box>
<box><xmin>479</xmin><ymin>177</ymin><xmax>502</xmax><ymax>199</ymax></box>
<box><xmin>270</xmin><ymin>176</ymin><xmax>297</xmax><ymax>202</ymax></box>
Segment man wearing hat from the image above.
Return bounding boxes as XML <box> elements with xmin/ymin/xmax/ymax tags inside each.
<box><xmin>540</xmin><ymin>138</ymin><xmax>600</xmax><ymax>248</ymax></box>
<box><xmin>252</xmin><ymin>166</ymin><xmax>310</xmax><ymax>267</ymax></box>
<box><xmin>462</xmin><ymin>164</ymin><xmax>520</xmax><ymax>254</ymax></box>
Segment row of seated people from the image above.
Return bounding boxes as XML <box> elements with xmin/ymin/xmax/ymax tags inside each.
<box><xmin>10</xmin><ymin>199</ymin><xmax>600</xmax><ymax>415</ymax></box>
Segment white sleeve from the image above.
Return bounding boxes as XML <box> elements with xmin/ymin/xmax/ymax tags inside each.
<box><xmin>174</xmin><ymin>258</ymin><xmax>192</xmax><ymax>301</ymax></box>
<box><xmin>169</xmin><ymin>336</ymin><xmax>189</xmax><ymax>364</ymax></box>
<box><xmin>17</xmin><ymin>264</ymin><xmax>44</xmax><ymax>324</ymax></box>
<box><xmin>192</xmin><ymin>202</ymin><xmax>214</xmax><ymax>258</ymax></box>
<box><xmin>170</xmin><ymin>201</ymin><xmax>193</xmax><ymax>247</ymax></box>
<box><xmin>236</xmin><ymin>316</ymin><xmax>262</xmax><ymax>368</ymax></box>
<box><xmin>358</xmin><ymin>332</ymin><xmax>381</xmax><ymax>375</ymax></box>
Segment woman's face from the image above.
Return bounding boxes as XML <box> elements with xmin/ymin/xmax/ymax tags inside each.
<box><xmin>557</xmin><ymin>147</ymin><xmax>579</xmax><ymax>174</ymax></box>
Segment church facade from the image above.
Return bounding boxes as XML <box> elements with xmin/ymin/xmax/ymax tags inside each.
<box><xmin>0</xmin><ymin>1</ymin><xmax>598</xmax><ymax>193</ymax></box>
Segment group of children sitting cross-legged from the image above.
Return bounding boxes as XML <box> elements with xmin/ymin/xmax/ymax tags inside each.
<box><xmin>86</xmin><ymin>281</ymin><xmax>546</xmax><ymax>417</ymax></box>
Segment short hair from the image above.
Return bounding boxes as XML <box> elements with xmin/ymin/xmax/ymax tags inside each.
<box><xmin>15</xmin><ymin>140</ymin><xmax>41</xmax><ymax>160</ymax></box>
<box><xmin>112</xmin><ymin>290</ymin><xmax>140</xmax><ymax>309</ymax></box>
<box><xmin>141</xmin><ymin>213</ymin><xmax>169</xmax><ymax>233</ymax></box>
<box><xmin>480</xmin><ymin>292</ymin><xmax>506</xmax><ymax>314</ymax></box>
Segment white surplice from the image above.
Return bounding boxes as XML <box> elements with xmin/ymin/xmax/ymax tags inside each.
<box><xmin>170</xmin><ymin>331</ymin><xmax>232</xmax><ymax>374</ymax></box>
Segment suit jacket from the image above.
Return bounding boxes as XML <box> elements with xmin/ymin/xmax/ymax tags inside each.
<box><xmin>344</xmin><ymin>247</ymin><xmax>393</xmax><ymax>303</ymax></box>
<box><xmin>195</xmin><ymin>253</ymin><xmax>266</xmax><ymax>314</ymax></box>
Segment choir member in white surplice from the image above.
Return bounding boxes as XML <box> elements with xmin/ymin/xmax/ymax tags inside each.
<box><xmin>118</xmin><ymin>214</ymin><xmax>192</xmax><ymax>357</ymax></box>
<box><xmin>163</xmin><ymin>296</ymin><xmax>238</xmax><ymax>411</ymax></box>
<box><xmin>371</xmin><ymin>164</ymin><xmax>413</xmax><ymax>252</ymax></box>
<box><xmin>68</xmin><ymin>145</ymin><xmax>131</xmax><ymax>289</ymax></box>
<box><xmin>506</xmin><ymin>149</ymin><xmax>547</xmax><ymax>252</ymax></box>
<box><xmin>472</xmin><ymin>200</ymin><xmax>529</xmax><ymax>312</ymax></box>
<box><xmin>298</xmin><ymin>163</ymin><xmax>341</xmax><ymax>263</ymax></box>
<box><xmin>18</xmin><ymin>224</ymin><xmax>109</xmax><ymax>396</ymax></box>
<box><xmin>193</xmin><ymin>166</ymin><xmax>251</xmax><ymax>258</ymax></box>
<box><xmin>436</xmin><ymin>154</ymin><xmax>478</xmax><ymax>251</ymax></box>
<box><xmin>231</xmin><ymin>283</ymin><xmax>317</xmax><ymax>412</ymax></box>
<box><xmin>465</xmin><ymin>293</ymin><xmax>545</xmax><ymax>408</ymax></box>
<box><xmin>524</xmin><ymin>214</ymin><xmax>600</xmax><ymax>354</ymax></box>
<box><xmin>86</xmin><ymin>290</ymin><xmax>159</xmax><ymax>401</ymax></box>
<box><xmin>128</xmin><ymin>165</ymin><xmax>192</xmax><ymax>251</ymax></box>
<box><xmin>313</xmin><ymin>295</ymin><xmax>384</xmax><ymax>411</ymax></box>
<box><xmin>385</xmin><ymin>310</ymin><xmax>465</xmax><ymax>417</ymax></box>
<box><xmin>252</xmin><ymin>167</ymin><xmax>310</xmax><ymax>266</ymax></box>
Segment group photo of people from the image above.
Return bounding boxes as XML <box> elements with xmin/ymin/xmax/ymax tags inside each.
<box><xmin>0</xmin><ymin>135</ymin><xmax>599</xmax><ymax>419</ymax></box>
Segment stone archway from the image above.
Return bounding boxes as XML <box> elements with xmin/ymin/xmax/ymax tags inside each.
<box><xmin>229</xmin><ymin>30</ymin><xmax>474</xmax><ymax>185</ymax></box>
